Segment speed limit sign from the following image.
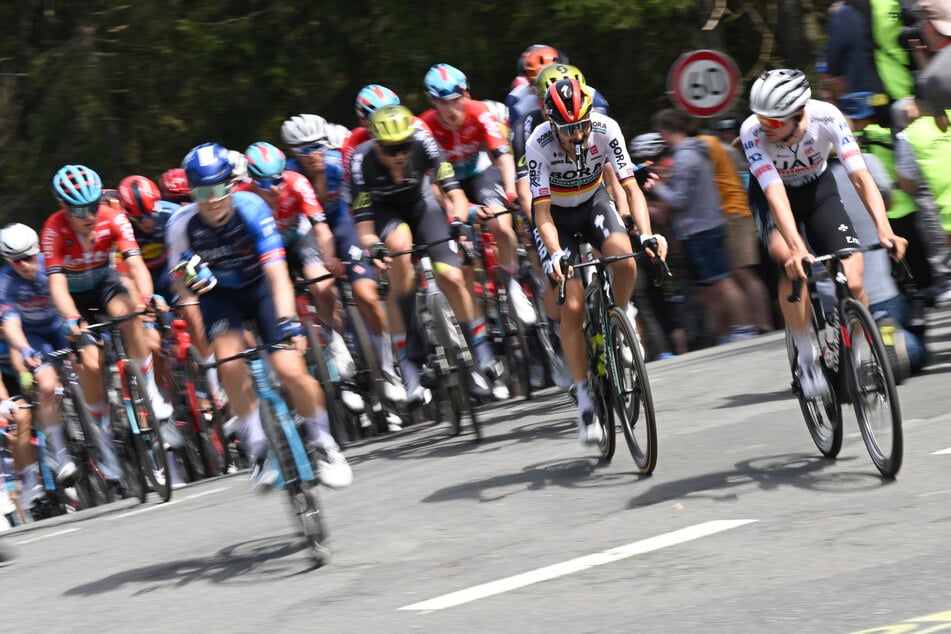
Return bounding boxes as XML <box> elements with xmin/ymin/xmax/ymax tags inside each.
<box><xmin>667</xmin><ymin>50</ymin><xmax>741</xmax><ymax>118</ymax></box>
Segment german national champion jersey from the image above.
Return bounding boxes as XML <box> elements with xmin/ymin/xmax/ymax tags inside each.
<box><xmin>0</xmin><ymin>255</ymin><xmax>61</xmax><ymax>330</ymax></box>
<box><xmin>165</xmin><ymin>191</ymin><xmax>286</xmax><ymax>290</ymax></box>
<box><xmin>347</xmin><ymin>131</ymin><xmax>461</xmax><ymax>224</ymax></box>
<box><xmin>741</xmin><ymin>99</ymin><xmax>868</xmax><ymax>190</ymax></box>
<box><xmin>525</xmin><ymin>112</ymin><xmax>638</xmax><ymax>207</ymax></box>
<box><xmin>41</xmin><ymin>206</ymin><xmax>141</xmax><ymax>293</ymax></box>
<box><xmin>419</xmin><ymin>100</ymin><xmax>511</xmax><ymax>181</ymax></box>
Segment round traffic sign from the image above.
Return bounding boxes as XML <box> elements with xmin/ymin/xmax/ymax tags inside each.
<box><xmin>667</xmin><ymin>50</ymin><xmax>741</xmax><ymax>118</ymax></box>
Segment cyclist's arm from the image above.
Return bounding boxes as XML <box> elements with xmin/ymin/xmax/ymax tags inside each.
<box><xmin>763</xmin><ymin>181</ymin><xmax>808</xmax><ymax>256</ymax></box>
<box><xmin>621</xmin><ymin>178</ymin><xmax>653</xmax><ymax>239</ymax></box>
<box><xmin>492</xmin><ymin>152</ymin><xmax>518</xmax><ymax>200</ymax></box>
<box><xmin>47</xmin><ymin>272</ymin><xmax>81</xmax><ymax>322</ymax></box>
<box><xmin>848</xmin><ymin>167</ymin><xmax>901</xmax><ymax>243</ymax></box>
<box><xmin>262</xmin><ymin>258</ymin><xmax>297</xmax><ymax>321</ymax></box>
<box><xmin>533</xmin><ymin>198</ymin><xmax>560</xmax><ymax>256</ymax></box>
<box><xmin>605</xmin><ymin>167</ymin><xmax>630</xmax><ymax>217</ymax></box>
<box><xmin>123</xmin><ymin>253</ymin><xmax>154</xmax><ymax>304</ymax></box>
<box><xmin>1</xmin><ymin>318</ymin><xmax>31</xmax><ymax>372</ymax></box>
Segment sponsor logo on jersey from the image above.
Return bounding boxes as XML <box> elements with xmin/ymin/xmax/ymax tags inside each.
<box><xmin>353</xmin><ymin>191</ymin><xmax>372</xmax><ymax>210</ymax></box>
<box><xmin>609</xmin><ymin>139</ymin><xmax>628</xmax><ymax>169</ymax></box>
<box><xmin>436</xmin><ymin>162</ymin><xmax>455</xmax><ymax>181</ymax></box>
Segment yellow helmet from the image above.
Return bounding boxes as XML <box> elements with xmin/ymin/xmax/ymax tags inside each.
<box><xmin>369</xmin><ymin>105</ymin><xmax>415</xmax><ymax>144</ymax></box>
<box><xmin>534</xmin><ymin>63</ymin><xmax>587</xmax><ymax>93</ymax></box>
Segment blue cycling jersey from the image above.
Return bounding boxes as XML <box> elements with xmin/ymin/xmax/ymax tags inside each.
<box><xmin>165</xmin><ymin>191</ymin><xmax>286</xmax><ymax>289</ymax></box>
<box><xmin>129</xmin><ymin>201</ymin><xmax>177</xmax><ymax>274</ymax></box>
<box><xmin>0</xmin><ymin>255</ymin><xmax>63</xmax><ymax>332</ymax></box>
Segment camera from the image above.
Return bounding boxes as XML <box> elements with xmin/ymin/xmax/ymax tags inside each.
<box><xmin>898</xmin><ymin>7</ymin><xmax>924</xmax><ymax>51</ymax></box>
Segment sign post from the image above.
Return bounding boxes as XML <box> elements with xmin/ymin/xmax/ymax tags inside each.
<box><xmin>667</xmin><ymin>49</ymin><xmax>741</xmax><ymax>118</ymax></box>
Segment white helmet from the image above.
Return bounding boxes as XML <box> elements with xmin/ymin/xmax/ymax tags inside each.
<box><xmin>325</xmin><ymin>123</ymin><xmax>351</xmax><ymax>150</ymax></box>
<box><xmin>628</xmin><ymin>133</ymin><xmax>667</xmax><ymax>160</ymax></box>
<box><xmin>0</xmin><ymin>223</ymin><xmax>40</xmax><ymax>261</ymax></box>
<box><xmin>227</xmin><ymin>150</ymin><xmax>249</xmax><ymax>182</ymax></box>
<box><xmin>749</xmin><ymin>69</ymin><xmax>812</xmax><ymax>119</ymax></box>
<box><xmin>281</xmin><ymin>114</ymin><xmax>329</xmax><ymax>147</ymax></box>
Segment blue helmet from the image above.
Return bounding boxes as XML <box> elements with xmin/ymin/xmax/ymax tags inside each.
<box><xmin>355</xmin><ymin>84</ymin><xmax>400</xmax><ymax>120</ymax></box>
<box><xmin>424</xmin><ymin>63</ymin><xmax>468</xmax><ymax>100</ymax></box>
<box><xmin>182</xmin><ymin>142</ymin><xmax>233</xmax><ymax>186</ymax></box>
<box><xmin>52</xmin><ymin>164</ymin><xmax>102</xmax><ymax>206</ymax></box>
<box><xmin>245</xmin><ymin>142</ymin><xmax>286</xmax><ymax>178</ymax></box>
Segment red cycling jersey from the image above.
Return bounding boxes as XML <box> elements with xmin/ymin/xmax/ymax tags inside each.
<box><xmin>41</xmin><ymin>206</ymin><xmax>141</xmax><ymax>293</ymax></box>
<box><xmin>419</xmin><ymin>100</ymin><xmax>511</xmax><ymax>180</ymax></box>
<box><xmin>235</xmin><ymin>171</ymin><xmax>325</xmax><ymax>244</ymax></box>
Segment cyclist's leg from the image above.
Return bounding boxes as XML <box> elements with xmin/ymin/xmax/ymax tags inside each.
<box><xmin>583</xmin><ymin>189</ymin><xmax>638</xmax><ymax>323</ymax></box>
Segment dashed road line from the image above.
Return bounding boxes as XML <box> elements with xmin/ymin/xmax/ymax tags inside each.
<box><xmin>15</xmin><ymin>528</ymin><xmax>82</xmax><ymax>545</ymax></box>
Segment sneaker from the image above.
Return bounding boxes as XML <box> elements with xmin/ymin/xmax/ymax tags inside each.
<box><xmin>577</xmin><ymin>407</ymin><xmax>603</xmax><ymax>446</ymax></box>
<box><xmin>21</xmin><ymin>483</ymin><xmax>47</xmax><ymax>511</ymax></box>
<box><xmin>328</xmin><ymin>330</ymin><xmax>356</xmax><ymax>379</ymax></box>
<box><xmin>478</xmin><ymin>357</ymin><xmax>505</xmax><ymax>381</ymax></box>
<box><xmin>160</xmin><ymin>420</ymin><xmax>186</xmax><ymax>450</ymax></box>
<box><xmin>53</xmin><ymin>458</ymin><xmax>78</xmax><ymax>484</ymax></box>
<box><xmin>249</xmin><ymin>458</ymin><xmax>279</xmax><ymax>494</ymax></box>
<box><xmin>491</xmin><ymin>380</ymin><xmax>510</xmax><ymax>401</ymax></box>
<box><xmin>340</xmin><ymin>387</ymin><xmax>366</xmax><ymax>414</ymax></box>
<box><xmin>150</xmin><ymin>392</ymin><xmax>174</xmax><ymax>422</ymax></box>
<box><xmin>386</xmin><ymin>412</ymin><xmax>403</xmax><ymax>433</ymax></box>
<box><xmin>508</xmin><ymin>277</ymin><xmax>538</xmax><ymax>326</ymax></box>
<box><xmin>314</xmin><ymin>441</ymin><xmax>353</xmax><ymax>489</ymax></box>
<box><xmin>382</xmin><ymin>372</ymin><xmax>407</xmax><ymax>404</ymax></box>
<box><xmin>799</xmin><ymin>359</ymin><xmax>831</xmax><ymax>400</ymax></box>
<box><xmin>470</xmin><ymin>370</ymin><xmax>493</xmax><ymax>398</ymax></box>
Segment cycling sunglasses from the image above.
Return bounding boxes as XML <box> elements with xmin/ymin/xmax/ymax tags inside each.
<box><xmin>380</xmin><ymin>141</ymin><xmax>414</xmax><ymax>156</ymax></box>
<box><xmin>66</xmin><ymin>200</ymin><xmax>100</xmax><ymax>218</ymax></box>
<box><xmin>253</xmin><ymin>176</ymin><xmax>284</xmax><ymax>190</ymax></box>
<box><xmin>10</xmin><ymin>254</ymin><xmax>36</xmax><ymax>266</ymax></box>
<box><xmin>427</xmin><ymin>85</ymin><xmax>466</xmax><ymax>100</ymax></box>
<box><xmin>757</xmin><ymin>115</ymin><xmax>791</xmax><ymax>129</ymax></box>
<box><xmin>190</xmin><ymin>182</ymin><xmax>232</xmax><ymax>202</ymax></box>
<box><xmin>553</xmin><ymin>119</ymin><xmax>592</xmax><ymax>136</ymax></box>
<box><xmin>293</xmin><ymin>142</ymin><xmax>328</xmax><ymax>157</ymax></box>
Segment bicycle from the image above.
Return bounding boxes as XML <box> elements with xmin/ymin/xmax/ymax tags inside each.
<box><xmin>375</xmin><ymin>236</ymin><xmax>482</xmax><ymax>440</ymax></box>
<box><xmin>785</xmin><ymin>244</ymin><xmax>903</xmax><ymax>477</ymax></box>
<box><xmin>197</xmin><ymin>337</ymin><xmax>330</xmax><ymax>565</ymax></box>
<box><xmin>556</xmin><ymin>240</ymin><xmax>661</xmax><ymax>474</ymax></box>
<box><xmin>85</xmin><ymin>310</ymin><xmax>171</xmax><ymax>502</ymax></box>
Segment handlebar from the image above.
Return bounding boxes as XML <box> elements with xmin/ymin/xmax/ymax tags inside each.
<box><xmin>786</xmin><ymin>243</ymin><xmax>893</xmax><ymax>303</ymax></box>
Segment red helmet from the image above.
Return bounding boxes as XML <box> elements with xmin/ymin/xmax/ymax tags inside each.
<box><xmin>159</xmin><ymin>168</ymin><xmax>191</xmax><ymax>204</ymax></box>
<box><xmin>544</xmin><ymin>79</ymin><xmax>593</xmax><ymax>125</ymax></box>
<box><xmin>521</xmin><ymin>45</ymin><xmax>563</xmax><ymax>84</ymax></box>
<box><xmin>117</xmin><ymin>175</ymin><xmax>161</xmax><ymax>219</ymax></box>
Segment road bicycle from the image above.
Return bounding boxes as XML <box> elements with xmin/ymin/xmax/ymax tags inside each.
<box><xmin>376</xmin><ymin>236</ymin><xmax>482</xmax><ymax>440</ymax></box>
<box><xmin>86</xmin><ymin>310</ymin><xmax>171</xmax><ymax>502</ymax></box>
<box><xmin>556</xmin><ymin>241</ymin><xmax>661</xmax><ymax>474</ymax></box>
<box><xmin>785</xmin><ymin>244</ymin><xmax>903</xmax><ymax>477</ymax></box>
<box><xmin>197</xmin><ymin>337</ymin><xmax>330</xmax><ymax>565</ymax></box>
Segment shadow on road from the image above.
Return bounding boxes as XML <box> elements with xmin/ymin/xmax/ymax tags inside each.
<box><xmin>715</xmin><ymin>388</ymin><xmax>794</xmax><ymax>409</ymax></box>
<box><xmin>63</xmin><ymin>536</ymin><xmax>319</xmax><ymax>596</ymax></box>
<box><xmin>627</xmin><ymin>453</ymin><xmax>894</xmax><ymax>509</ymax></box>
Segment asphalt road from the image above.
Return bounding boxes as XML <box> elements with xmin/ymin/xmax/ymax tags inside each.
<box><xmin>6</xmin><ymin>307</ymin><xmax>951</xmax><ymax>634</ymax></box>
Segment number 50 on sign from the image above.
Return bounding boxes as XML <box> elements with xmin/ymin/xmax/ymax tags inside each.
<box><xmin>667</xmin><ymin>49</ymin><xmax>741</xmax><ymax>118</ymax></box>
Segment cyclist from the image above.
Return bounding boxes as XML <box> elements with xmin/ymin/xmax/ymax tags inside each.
<box><xmin>0</xmin><ymin>224</ymin><xmax>76</xmax><ymax>487</ymax></box>
<box><xmin>166</xmin><ymin>142</ymin><xmax>352</xmax><ymax>490</ymax></box>
<box><xmin>280</xmin><ymin>116</ymin><xmax>403</xmax><ymax>405</ymax></box>
<box><xmin>159</xmin><ymin>168</ymin><xmax>192</xmax><ymax>205</ymax></box>
<box><xmin>238</xmin><ymin>141</ymin><xmax>365</xmax><ymax>414</ymax></box>
<box><xmin>420</xmin><ymin>63</ymin><xmax>536</xmax><ymax>330</ymax></box>
<box><xmin>348</xmin><ymin>105</ymin><xmax>499</xmax><ymax>402</ymax></box>
<box><xmin>527</xmin><ymin>79</ymin><xmax>667</xmax><ymax>447</ymax></box>
<box><xmin>342</xmin><ymin>84</ymin><xmax>405</xmax><ymax>182</ymax></box>
<box><xmin>740</xmin><ymin>69</ymin><xmax>907</xmax><ymax>398</ymax></box>
<box><xmin>41</xmin><ymin>164</ymin><xmax>175</xmax><ymax>480</ymax></box>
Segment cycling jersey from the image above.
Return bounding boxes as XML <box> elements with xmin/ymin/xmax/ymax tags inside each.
<box><xmin>116</xmin><ymin>200</ymin><xmax>177</xmax><ymax>274</ymax></box>
<box><xmin>41</xmin><ymin>206</ymin><xmax>141</xmax><ymax>293</ymax></box>
<box><xmin>235</xmin><ymin>170</ymin><xmax>325</xmax><ymax>246</ymax></box>
<box><xmin>0</xmin><ymin>255</ymin><xmax>61</xmax><ymax>330</ymax></box>
<box><xmin>419</xmin><ymin>100</ymin><xmax>511</xmax><ymax>180</ymax></box>
<box><xmin>287</xmin><ymin>151</ymin><xmax>346</xmax><ymax>226</ymax></box>
<box><xmin>165</xmin><ymin>191</ymin><xmax>285</xmax><ymax>289</ymax></box>
<box><xmin>341</xmin><ymin>118</ymin><xmax>434</xmax><ymax>183</ymax></box>
<box><xmin>525</xmin><ymin>112</ymin><xmax>638</xmax><ymax>208</ymax></box>
<box><xmin>741</xmin><ymin>99</ymin><xmax>867</xmax><ymax>190</ymax></box>
<box><xmin>512</xmin><ymin>108</ymin><xmax>546</xmax><ymax>181</ymax></box>
<box><xmin>347</xmin><ymin>132</ymin><xmax>461</xmax><ymax>224</ymax></box>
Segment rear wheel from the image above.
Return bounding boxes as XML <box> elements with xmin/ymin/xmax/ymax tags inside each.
<box><xmin>122</xmin><ymin>362</ymin><xmax>171</xmax><ymax>502</ymax></box>
<box><xmin>431</xmin><ymin>292</ymin><xmax>480</xmax><ymax>440</ymax></box>
<box><xmin>185</xmin><ymin>346</ymin><xmax>230</xmax><ymax>476</ymax></box>
<box><xmin>607</xmin><ymin>307</ymin><xmax>656</xmax><ymax>474</ymax></box>
<box><xmin>60</xmin><ymin>380</ymin><xmax>111</xmax><ymax>508</ymax></box>
<box><xmin>346</xmin><ymin>304</ymin><xmax>390</xmax><ymax>436</ymax></box>
<box><xmin>784</xmin><ymin>327</ymin><xmax>843</xmax><ymax>458</ymax></box>
<box><xmin>302</xmin><ymin>320</ymin><xmax>357</xmax><ymax>445</ymax></box>
<box><xmin>843</xmin><ymin>299</ymin><xmax>903</xmax><ymax>477</ymax></box>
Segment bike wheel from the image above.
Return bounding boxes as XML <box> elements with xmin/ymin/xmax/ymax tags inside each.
<box><xmin>347</xmin><ymin>305</ymin><xmax>390</xmax><ymax>436</ymax></box>
<box><xmin>430</xmin><ymin>292</ymin><xmax>481</xmax><ymax>440</ymax></box>
<box><xmin>842</xmin><ymin>299</ymin><xmax>903</xmax><ymax>477</ymax></box>
<box><xmin>60</xmin><ymin>376</ymin><xmax>112</xmax><ymax>508</ymax></box>
<box><xmin>185</xmin><ymin>346</ymin><xmax>229</xmax><ymax>476</ymax></box>
<box><xmin>302</xmin><ymin>321</ymin><xmax>356</xmax><ymax>445</ymax></box>
<box><xmin>122</xmin><ymin>362</ymin><xmax>172</xmax><ymax>501</ymax></box>
<box><xmin>495</xmin><ymin>278</ymin><xmax>532</xmax><ymax>399</ymax></box>
<box><xmin>606</xmin><ymin>306</ymin><xmax>657</xmax><ymax>474</ymax></box>
<box><xmin>784</xmin><ymin>327</ymin><xmax>843</xmax><ymax>458</ymax></box>
<box><xmin>592</xmin><ymin>375</ymin><xmax>616</xmax><ymax>461</ymax></box>
<box><xmin>259</xmin><ymin>399</ymin><xmax>330</xmax><ymax>565</ymax></box>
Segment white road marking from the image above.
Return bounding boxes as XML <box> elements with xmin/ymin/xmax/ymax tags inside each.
<box><xmin>399</xmin><ymin>519</ymin><xmax>758</xmax><ymax>612</ymax></box>
<box><xmin>15</xmin><ymin>528</ymin><xmax>81</xmax><ymax>545</ymax></box>
<box><xmin>108</xmin><ymin>500</ymin><xmax>181</xmax><ymax>520</ymax></box>
<box><xmin>185</xmin><ymin>487</ymin><xmax>229</xmax><ymax>500</ymax></box>
<box><xmin>932</xmin><ymin>447</ymin><xmax>951</xmax><ymax>455</ymax></box>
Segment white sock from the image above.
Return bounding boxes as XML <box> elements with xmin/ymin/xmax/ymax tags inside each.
<box><xmin>237</xmin><ymin>409</ymin><xmax>267</xmax><ymax>461</ymax></box>
<box><xmin>44</xmin><ymin>424</ymin><xmax>69</xmax><ymax>462</ymax></box>
<box><xmin>301</xmin><ymin>409</ymin><xmax>334</xmax><ymax>447</ymax></box>
<box><xmin>793</xmin><ymin>329</ymin><xmax>816</xmax><ymax>364</ymax></box>
<box><xmin>574</xmin><ymin>380</ymin><xmax>593</xmax><ymax>413</ymax></box>
<box><xmin>204</xmin><ymin>353</ymin><xmax>223</xmax><ymax>398</ymax></box>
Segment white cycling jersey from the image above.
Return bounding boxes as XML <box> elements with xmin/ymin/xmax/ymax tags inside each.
<box><xmin>525</xmin><ymin>112</ymin><xmax>637</xmax><ymax>208</ymax></box>
<box><xmin>740</xmin><ymin>99</ymin><xmax>867</xmax><ymax>190</ymax></box>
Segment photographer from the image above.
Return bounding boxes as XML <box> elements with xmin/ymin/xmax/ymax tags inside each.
<box><xmin>916</xmin><ymin>0</ymin><xmax>951</xmax><ymax>114</ymax></box>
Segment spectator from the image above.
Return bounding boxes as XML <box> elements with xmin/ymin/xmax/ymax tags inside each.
<box><xmin>649</xmin><ymin>109</ymin><xmax>754</xmax><ymax>344</ymax></box>
<box><xmin>713</xmin><ymin>118</ymin><xmax>749</xmax><ymax>185</ymax></box>
<box><xmin>697</xmin><ymin>126</ymin><xmax>773</xmax><ymax>334</ymax></box>
<box><xmin>914</xmin><ymin>0</ymin><xmax>951</xmax><ymax>124</ymax></box>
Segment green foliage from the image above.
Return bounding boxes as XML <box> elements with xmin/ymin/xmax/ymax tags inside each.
<box><xmin>0</xmin><ymin>0</ymin><xmax>833</xmax><ymax>227</ymax></box>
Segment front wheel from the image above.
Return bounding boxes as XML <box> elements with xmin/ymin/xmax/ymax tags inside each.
<box><xmin>784</xmin><ymin>327</ymin><xmax>843</xmax><ymax>458</ymax></box>
<box><xmin>606</xmin><ymin>306</ymin><xmax>657</xmax><ymax>474</ymax></box>
<box><xmin>122</xmin><ymin>362</ymin><xmax>171</xmax><ymax>502</ymax></box>
<box><xmin>843</xmin><ymin>299</ymin><xmax>903</xmax><ymax>477</ymax></box>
